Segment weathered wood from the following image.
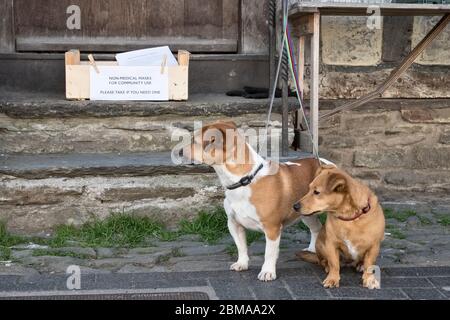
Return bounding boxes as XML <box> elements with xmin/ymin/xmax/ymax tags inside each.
<box><xmin>16</xmin><ymin>37</ymin><xmax>237</xmax><ymax>53</ymax></box>
<box><xmin>184</xmin><ymin>0</ymin><xmax>223</xmax><ymax>38</ymax></box>
<box><xmin>14</xmin><ymin>0</ymin><xmax>239</xmax><ymax>53</ymax></box>
<box><xmin>223</xmin><ymin>0</ymin><xmax>240</xmax><ymax>41</ymax></box>
<box><xmin>310</xmin><ymin>12</ymin><xmax>320</xmax><ymax>153</ymax></box>
<box><xmin>65</xmin><ymin>52</ymin><xmax>190</xmax><ymax>101</ymax></box>
<box><xmin>297</xmin><ymin>36</ymin><xmax>306</xmax><ymax>97</ymax></box>
<box><xmin>240</xmin><ymin>0</ymin><xmax>269</xmax><ymax>54</ymax></box>
<box><xmin>295</xmin><ymin>35</ymin><xmax>306</xmax><ymax>139</ymax></box>
<box><xmin>0</xmin><ymin>0</ymin><xmax>14</xmax><ymax>53</ymax></box>
<box><xmin>289</xmin><ymin>2</ymin><xmax>450</xmax><ymax>17</ymax></box>
<box><xmin>291</xmin><ymin>15</ymin><xmax>314</xmax><ymax>36</ymax></box>
<box><xmin>65</xmin><ymin>50</ymin><xmax>80</xmax><ymax>66</ymax></box>
<box><xmin>282</xmin><ymin>78</ymin><xmax>289</xmax><ymax>157</ymax></box>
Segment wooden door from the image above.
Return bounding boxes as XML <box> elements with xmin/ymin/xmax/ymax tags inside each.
<box><xmin>14</xmin><ymin>0</ymin><xmax>239</xmax><ymax>53</ymax></box>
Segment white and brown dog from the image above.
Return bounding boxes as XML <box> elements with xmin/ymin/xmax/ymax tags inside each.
<box><xmin>180</xmin><ymin>121</ymin><xmax>327</xmax><ymax>281</ymax></box>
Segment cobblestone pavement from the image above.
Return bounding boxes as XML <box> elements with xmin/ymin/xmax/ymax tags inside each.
<box><xmin>0</xmin><ymin>214</ymin><xmax>449</xmax><ymax>300</ymax></box>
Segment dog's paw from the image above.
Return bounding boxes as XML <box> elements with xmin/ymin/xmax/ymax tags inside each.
<box><xmin>258</xmin><ymin>270</ymin><xmax>277</xmax><ymax>282</ymax></box>
<box><xmin>356</xmin><ymin>263</ymin><xmax>364</xmax><ymax>273</ymax></box>
<box><xmin>363</xmin><ymin>274</ymin><xmax>380</xmax><ymax>290</ymax></box>
<box><xmin>322</xmin><ymin>276</ymin><xmax>340</xmax><ymax>288</ymax></box>
<box><xmin>230</xmin><ymin>261</ymin><xmax>248</xmax><ymax>272</ymax></box>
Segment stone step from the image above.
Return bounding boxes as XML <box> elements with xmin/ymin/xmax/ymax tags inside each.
<box><xmin>0</xmin><ymin>152</ymin><xmax>212</xmax><ymax>179</ymax></box>
<box><xmin>0</xmin><ymin>91</ymin><xmax>301</xmax><ymax>154</ymax></box>
<box><xmin>0</xmin><ymin>151</ymin><xmax>313</xmax><ymax>179</ymax></box>
<box><xmin>0</xmin><ymin>151</ymin><xmax>314</xmax><ymax>234</ymax></box>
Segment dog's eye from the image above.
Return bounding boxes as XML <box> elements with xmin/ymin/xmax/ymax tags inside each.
<box><xmin>313</xmin><ymin>190</ymin><xmax>320</xmax><ymax>195</ymax></box>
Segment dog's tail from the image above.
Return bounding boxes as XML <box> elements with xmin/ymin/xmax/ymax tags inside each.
<box><xmin>296</xmin><ymin>251</ymin><xmax>320</xmax><ymax>264</ymax></box>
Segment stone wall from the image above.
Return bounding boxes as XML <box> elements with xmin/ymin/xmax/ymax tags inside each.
<box><xmin>0</xmin><ymin>173</ymin><xmax>223</xmax><ymax>234</ymax></box>
<box><xmin>298</xmin><ymin>16</ymin><xmax>450</xmax><ymax>99</ymax></box>
<box><xmin>318</xmin><ymin>101</ymin><xmax>450</xmax><ymax>209</ymax></box>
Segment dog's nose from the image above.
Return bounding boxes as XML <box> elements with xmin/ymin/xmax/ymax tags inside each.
<box><xmin>293</xmin><ymin>202</ymin><xmax>301</xmax><ymax>212</ymax></box>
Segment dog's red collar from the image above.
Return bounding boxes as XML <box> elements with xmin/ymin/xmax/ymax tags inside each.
<box><xmin>337</xmin><ymin>199</ymin><xmax>371</xmax><ymax>222</ymax></box>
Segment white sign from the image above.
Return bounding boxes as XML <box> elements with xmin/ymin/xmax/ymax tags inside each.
<box><xmin>90</xmin><ymin>66</ymin><xmax>169</xmax><ymax>101</ymax></box>
<box><xmin>116</xmin><ymin>46</ymin><xmax>178</xmax><ymax>67</ymax></box>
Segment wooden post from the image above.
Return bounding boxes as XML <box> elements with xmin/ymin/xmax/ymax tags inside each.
<box><xmin>296</xmin><ymin>35</ymin><xmax>306</xmax><ymax>129</ymax></box>
<box><xmin>310</xmin><ymin>12</ymin><xmax>320</xmax><ymax>153</ymax></box>
<box><xmin>282</xmin><ymin>67</ymin><xmax>289</xmax><ymax>157</ymax></box>
<box><xmin>65</xmin><ymin>50</ymin><xmax>81</xmax><ymax>66</ymax></box>
<box><xmin>297</xmin><ymin>36</ymin><xmax>306</xmax><ymax>98</ymax></box>
<box><xmin>0</xmin><ymin>0</ymin><xmax>14</xmax><ymax>53</ymax></box>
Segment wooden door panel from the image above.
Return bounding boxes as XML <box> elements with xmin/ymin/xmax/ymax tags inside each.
<box><xmin>184</xmin><ymin>0</ymin><xmax>223</xmax><ymax>38</ymax></box>
<box><xmin>14</xmin><ymin>0</ymin><xmax>238</xmax><ymax>52</ymax></box>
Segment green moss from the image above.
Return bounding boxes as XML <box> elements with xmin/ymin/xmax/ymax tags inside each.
<box><xmin>384</xmin><ymin>208</ymin><xmax>417</xmax><ymax>222</ymax></box>
<box><xmin>32</xmin><ymin>249</ymin><xmax>92</xmax><ymax>260</ymax></box>
<box><xmin>0</xmin><ymin>222</ymin><xmax>27</xmax><ymax>247</ymax></box>
<box><xmin>178</xmin><ymin>207</ymin><xmax>228</xmax><ymax>244</ymax></box>
<box><xmin>48</xmin><ymin>214</ymin><xmax>170</xmax><ymax>248</ymax></box>
<box><xmin>417</xmin><ymin>216</ymin><xmax>432</xmax><ymax>226</ymax></box>
<box><xmin>0</xmin><ymin>246</ymin><xmax>11</xmax><ymax>261</ymax></box>
<box><xmin>437</xmin><ymin>215</ymin><xmax>450</xmax><ymax>227</ymax></box>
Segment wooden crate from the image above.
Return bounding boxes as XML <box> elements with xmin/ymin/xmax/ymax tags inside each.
<box><xmin>65</xmin><ymin>49</ymin><xmax>190</xmax><ymax>101</ymax></box>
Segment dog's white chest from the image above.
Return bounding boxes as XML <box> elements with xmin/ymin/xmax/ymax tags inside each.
<box><xmin>344</xmin><ymin>239</ymin><xmax>359</xmax><ymax>261</ymax></box>
<box><xmin>226</xmin><ymin>187</ymin><xmax>263</xmax><ymax>232</ymax></box>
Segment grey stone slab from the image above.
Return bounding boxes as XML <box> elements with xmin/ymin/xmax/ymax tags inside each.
<box><xmin>384</xmin><ymin>267</ymin><xmax>450</xmax><ymax>277</ymax></box>
<box><xmin>0</xmin><ymin>152</ymin><xmax>212</xmax><ymax>179</ymax></box>
<box><xmin>178</xmin><ymin>245</ymin><xmax>227</xmax><ymax>256</ymax></box>
<box><xmin>167</xmin><ymin>270</ymin><xmax>243</xmax><ymax>281</ymax></box>
<box><xmin>427</xmin><ymin>277</ymin><xmax>450</xmax><ymax>287</ymax></box>
<box><xmin>95</xmin><ymin>248</ymin><xmax>116</xmax><ymax>259</ymax></box>
<box><xmin>329</xmin><ymin>288</ymin><xmax>407</xmax><ymax>300</ymax></box>
<box><xmin>335</xmin><ymin>272</ymin><xmax>364</xmax><ymax>288</ymax></box>
<box><xmin>134</xmin><ymin>279</ymin><xmax>208</xmax><ymax>290</ymax></box>
<box><xmin>10</xmin><ymin>250</ymin><xmax>34</xmax><ymax>260</ymax></box>
<box><xmin>381</xmin><ymin>277</ymin><xmax>433</xmax><ymax>288</ymax></box>
<box><xmin>0</xmin><ymin>275</ymin><xmax>21</xmax><ymax>291</ymax></box>
<box><xmin>402</xmin><ymin>288</ymin><xmax>447</xmax><ymax>300</ymax></box>
<box><xmin>131</xmin><ymin>273</ymin><xmax>207</xmax><ymax>289</ymax></box>
<box><xmin>208</xmin><ymin>278</ymin><xmax>254</xmax><ymax>300</ymax></box>
<box><xmin>0</xmin><ymin>92</ymin><xmax>296</xmax><ymax>119</ymax></box>
<box><xmin>283</xmin><ymin>277</ymin><xmax>330</xmax><ymax>299</ymax></box>
<box><xmin>439</xmin><ymin>287</ymin><xmax>450</xmax><ymax>298</ymax></box>
<box><xmin>14</xmin><ymin>274</ymin><xmax>68</xmax><ymax>292</ymax></box>
<box><xmin>249</xmin><ymin>282</ymin><xmax>294</xmax><ymax>300</ymax></box>
<box><xmin>93</xmin><ymin>273</ymin><xmax>135</xmax><ymax>290</ymax></box>
<box><xmin>275</xmin><ymin>267</ymin><xmax>318</xmax><ymax>278</ymax></box>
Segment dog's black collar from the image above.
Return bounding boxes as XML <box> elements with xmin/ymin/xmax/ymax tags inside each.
<box><xmin>226</xmin><ymin>163</ymin><xmax>264</xmax><ymax>190</ymax></box>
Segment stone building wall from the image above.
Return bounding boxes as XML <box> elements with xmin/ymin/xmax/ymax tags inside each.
<box><xmin>291</xmin><ymin>13</ymin><xmax>450</xmax><ymax>210</ymax></box>
<box><xmin>318</xmin><ymin>101</ymin><xmax>450</xmax><ymax>211</ymax></box>
<box><xmin>299</xmin><ymin>15</ymin><xmax>450</xmax><ymax>99</ymax></box>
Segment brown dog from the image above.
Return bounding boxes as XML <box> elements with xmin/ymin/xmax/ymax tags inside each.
<box><xmin>179</xmin><ymin>121</ymin><xmax>327</xmax><ymax>281</ymax></box>
<box><xmin>295</xmin><ymin>165</ymin><xmax>385</xmax><ymax>289</ymax></box>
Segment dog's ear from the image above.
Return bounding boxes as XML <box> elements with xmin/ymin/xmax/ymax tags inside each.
<box><xmin>315</xmin><ymin>164</ymin><xmax>337</xmax><ymax>178</ymax></box>
<box><xmin>347</xmin><ymin>178</ymin><xmax>369</xmax><ymax>210</ymax></box>
<box><xmin>327</xmin><ymin>173</ymin><xmax>347</xmax><ymax>193</ymax></box>
<box><xmin>314</xmin><ymin>166</ymin><xmax>323</xmax><ymax>177</ymax></box>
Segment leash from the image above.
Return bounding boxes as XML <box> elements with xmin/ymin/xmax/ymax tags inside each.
<box><xmin>265</xmin><ymin>0</ymin><xmax>321</xmax><ymax>162</ymax></box>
